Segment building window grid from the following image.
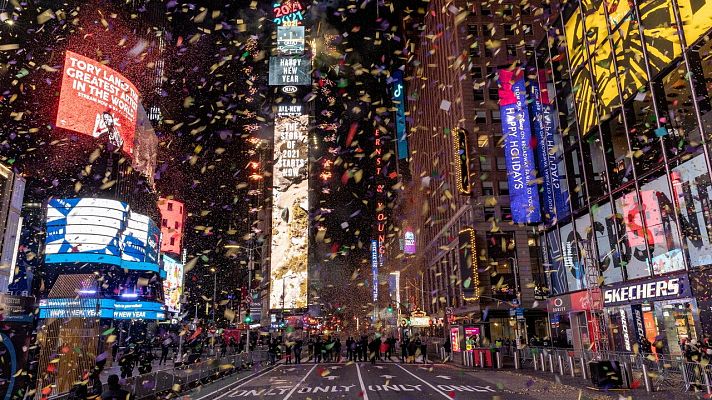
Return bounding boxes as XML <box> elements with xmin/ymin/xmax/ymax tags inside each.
<box><xmin>547</xmin><ymin>2</ymin><xmax>712</xmax><ymax>284</ymax></box>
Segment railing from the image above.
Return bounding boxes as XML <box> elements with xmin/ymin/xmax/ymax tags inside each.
<box><xmin>499</xmin><ymin>346</ymin><xmax>712</xmax><ymax>394</ymax></box>
<box><xmin>47</xmin><ymin>350</ymin><xmax>270</xmax><ymax>400</ymax></box>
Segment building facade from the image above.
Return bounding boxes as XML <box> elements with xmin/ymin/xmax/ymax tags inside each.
<box><xmin>534</xmin><ymin>0</ymin><xmax>712</xmax><ymax>355</ymax></box>
<box><xmin>395</xmin><ymin>0</ymin><xmax>550</xmax><ymax>345</ymax></box>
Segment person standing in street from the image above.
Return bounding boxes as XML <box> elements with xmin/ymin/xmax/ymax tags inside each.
<box><xmin>334</xmin><ymin>338</ymin><xmax>342</xmax><ymax>362</ymax></box>
<box><xmin>101</xmin><ymin>374</ymin><xmax>132</xmax><ymax>400</ymax></box>
<box><xmin>443</xmin><ymin>337</ymin><xmax>452</xmax><ymax>362</ymax></box>
<box><xmin>314</xmin><ymin>337</ymin><xmax>323</xmax><ymax>363</ymax></box>
<box><xmin>294</xmin><ymin>339</ymin><xmax>303</xmax><ymax>364</ymax></box>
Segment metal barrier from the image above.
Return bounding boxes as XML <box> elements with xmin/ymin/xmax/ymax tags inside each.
<box><xmin>47</xmin><ymin>350</ymin><xmax>269</xmax><ymax>400</ymax></box>
<box><xmin>505</xmin><ymin>347</ymin><xmax>712</xmax><ymax>394</ymax></box>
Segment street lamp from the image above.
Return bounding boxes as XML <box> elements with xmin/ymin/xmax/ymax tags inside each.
<box><xmin>210</xmin><ymin>267</ymin><xmax>217</xmax><ymax>323</ymax></box>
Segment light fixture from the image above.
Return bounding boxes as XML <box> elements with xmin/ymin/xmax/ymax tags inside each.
<box><xmin>121</xmin><ymin>293</ymin><xmax>138</xmax><ymax>299</ymax></box>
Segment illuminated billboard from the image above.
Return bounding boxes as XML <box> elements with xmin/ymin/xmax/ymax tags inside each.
<box><xmin>564</xmin><ymin>0</ymin><xmax>712</xmax><ymax>135</ymax></box>
<box><xmin>277</xmin><ymin>26</ymin><xmax>305</xmax><ymax>55</ymax></box>
<box><xmin>44</xmin><ymin>198</ymin><xmax>162</xmax><ymax>273</ymax></box>
<box><xmin>56</xmin><ymin>51</ymin><xmax>139</xmax><ymax>155</ymax></box>
<box><xmin>371</xmin><ymin>240</ymin><xmax>379</xmax><ymax>302</ymax></box>
<box><xmin>270</xmin><ymin>114</ymin><xmax>309</xmax><ymax>310</ymax></box>
<box><xmin>457</xmin><ymin>228</ymin><xmax>479</xmax><ymax>301</ymax></box>
<box><xmin>162</xmin><ymin>255</ymin><xmax>184</xmax><ymax>313</ymax></box>
<box><xmin>268</xmin><ymin>56</ymin><xmax>311</xmax><ymax>86</ymax></box>
<box><xmin>158</xmin><ymin>198</ymin><xmax>185</xmax><ymax>255</ymax></box>
<box><xmin>273</xmin><ymin>0</ymin><xmax>305</xmax><ymax>26</ymax></box>
<box><xmin>498</xmin><ymin>68</ymin><xmax>541</xmax><ymax>223</ymax></box>
<box><xmin>452</xmin><ymin>128</ymin><xmax>471</xmax><ymax>194</ymax></box>
<box><xmin>392</xmin><ymin>70</ymin><xmax>408</xmax><ymax>160</ymax></box>
<box><xmin>38</xmin><ymin>298</ymin><xmax>165</xmax><ymax>320</ymax></box>
<box><xmin>404</xmin><ymin>229</ymin><xmax>416</xmax><ymax>255</ymax></box>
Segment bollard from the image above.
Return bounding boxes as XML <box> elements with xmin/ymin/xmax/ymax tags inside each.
<box><xmin>580</xmin><ymin>357</ymin><xmax>588</xmax><ymax>380</ymax></box>
<box><xmin>549</xmin><ymin>353</ymin><xmax>555</xmax><ymax>373</ymax></box>
<box><xmin>496</xmin><ymin>351</ymin><xmax>503</xmax><ymax>369</ymax></box>
<box><xmin>514</xmin><ymin>349</ymin><xmax>521</xmax><ymax>370</ymax></box>
<box><xmin>704</xmin><ymin>365</ymin><xmax>712</xmax><ymax>395</ymax></box>
<box><xmin>540</xmin><ymin>352</ymin><xmax>546</xmax><ymax>372</ymax></box>
<box><xmin>533</xmin><ymin>352</ymin><xmax>538</xmax><ymax>371</ymax></box>
<box><xmin>462</xmin><ymin>351</ymin><xmax>466</xmax><ymax>366</ymax></box>
<box><xmin>641</xmin><ymin>361</ymin><xmax>652</xmax><ymax>392</ymax></box>
<box><xmin>568</xmin><ymin>354</ymin><xmax>575</xmax><ymax>377</ymax></box>
<box><xmin>479</xmin><ymin>351</ymin><xmax>485</xmax><ymax>368</ymax></box>
<box><xmin>558</xmin><ymin>354</ymin><xmax>564</xmax><ymax>375</ymax></box>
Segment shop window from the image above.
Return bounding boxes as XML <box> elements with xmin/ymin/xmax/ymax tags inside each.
<box><xmin>486</xmin><ymin>232</ymin><xmax>517</xmax><ymax>301</ymax></box>
<box><xmin>592</xmin><ymin>201</ymin><xmax>625</xmax><ymax>285</ymax></box>
<box><xmin>471</xmin><ymin>66</ymin><xmax>483</xmax><ymax>79</ymax></box>
<box><xmin>498</xmin><ymin>181</ymin><xmax>509</xmax><ymax>195</ymax></box>
<box><xmin>162</xmin><ymin>218</ymin><xmax>168</xmax><ymax>227</ymax></box>
<box><xmin>482</xmin><ymin>181</ymin><xmax>494</xmax><ymax>196</ymax></box>
<box><xmin>662</xmin><ymin>62</ymin><xmax>704</xmax><ymax>165</ymax></box>
<box><xmin>506</xmin><ymin>44</ymin><xmax>517</xmax><ymax>57</ymax></box>
<box><xmin>658</xmin><ymin>301</ymin><xmax>698</xmax><ymax>357</ymax></box>
<box><xmin>471</xmin><ymin>43</ymin><xmax>481</xmax><ymax>58</ymax></box>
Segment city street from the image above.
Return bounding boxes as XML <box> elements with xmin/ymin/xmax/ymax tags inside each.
<box><xmin>190</xmin><ymin>361</ymin><xmax>530</xmax><ymax>400</ymax></box>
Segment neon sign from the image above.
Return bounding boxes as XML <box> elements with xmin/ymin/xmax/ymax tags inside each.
<box><xmin>273</xmin><ymin>1</ymin><xmax>305</xmax><ymax>26</ymax></box>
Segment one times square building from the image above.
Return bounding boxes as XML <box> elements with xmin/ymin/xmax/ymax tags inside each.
<box><xmin>533</xmin><ymin>0</ymin><xmax>712</xmax><ymax>356</ymax></box>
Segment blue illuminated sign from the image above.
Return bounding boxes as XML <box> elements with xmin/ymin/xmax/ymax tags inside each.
<box><xmin>498</xmin><ymin>69</ymin><xmax>541</xmax><ymax>223</ymax></box>
<box><xmin>371</xmin><ymin>240</ymin><xmax>378</xmax><ymax>302</ymax></box>
<box><xmin>38</xmin><ymin>298</ymin><xmax>165</xmax><ymax>320</ymax></box>
<box><xmin>529</xmin><ymin>75</ymin><xmax>569</xmax><ymax>223</ymax></box>
<box><xmin>392</xmin><ymin>70</ymin><xmax>408</xmax><ymax>160</ymax></box>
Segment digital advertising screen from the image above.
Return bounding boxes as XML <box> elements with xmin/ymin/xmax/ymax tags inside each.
<box><xmin>38</xmin><ymin>298</ymin><xmax>165</xmax><ymax>320</ymax></box>
<box><xmin>44</xmin><ymin>198</ymin><xmax>162</xmax><ymax>273</ymax></box>
<box><xmin>404</xmin><ymin>229</ymin><xmax>416</xmax><ymax>255</ymax></box>
<box><xmin>270</xmin><ymin>114</ymin><xmax>309</xmax><ymax>310</ymax></box>
<box><xmin>162</xmin><ymin>255</ymin><xmax>184</xmax><ymax>313</ymax></box>
<box><xmin>277</xmin><ymin>26</ymin><xmax>305</xmax><ymax>55</ymax></box>
<box><xmin>56</xmin><ymin>51</ymin><xmax>139</xmax><ymax>156</ymax></box>
<box><xmin>457</xmin><ymin>228</ymin><xmax>479</xmax><ymax>301</ymax></box>
<box><xmin>158</xmin><ymin>198</ymin><xmax>185</xmax><ymax>255</ymax></box>
<box><xmin>268</xmin><ymin>56</ymin><xmax>311</xmax><ymax>86</ymax></box>
<box><xmin>392</xmin><ymin>70</ymin><xmax>408</xmax><ymax>160</ymax></box>
<box><xmin>498</xmin><ymin>68</ymin><xmax>541</xmax><ymax>223</ymax></box>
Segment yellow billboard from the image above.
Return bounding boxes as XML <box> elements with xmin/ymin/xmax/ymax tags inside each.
<box><xmin>564</xmin><ymin>0</ymin><xmax>712</xmax><ymax>135</ymax></box>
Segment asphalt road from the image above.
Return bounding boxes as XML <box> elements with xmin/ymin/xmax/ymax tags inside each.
<box><xmin>189</xmin><ymin>360</ymin><xmax>540</xmax><ymax>399</ymax></box>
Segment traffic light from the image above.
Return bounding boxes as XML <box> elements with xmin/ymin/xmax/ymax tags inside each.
<box><xmin>387</xmin><ymin>304</ymin><xmax>393</xmax><ymax>313</ymax></box>
<box><xmin>244</xmin><ymin>315</ymin><xmax>252</xmax><ymax>324</ymax></box>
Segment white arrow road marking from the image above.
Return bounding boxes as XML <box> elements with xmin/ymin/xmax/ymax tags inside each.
<box><xmin>282</xmin><ymin>364</ymin><xmax>317</xmax><ymax>400</ymax></box>
<box><xmin>380</xmin><ymin>375</ymin><xmax>396</xmax><ymax>379</ymax></box>
<box><xmin>324</xmin><ymin>375</ymin><xmax>339</xmax><ymax>381</ymax></box>
<box><xmin>436</xmin><ymin>375</ymin><xmax>452</xmax><ymax>380</ymax></box>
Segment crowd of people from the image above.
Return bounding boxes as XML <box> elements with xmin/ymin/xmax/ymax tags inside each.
<box><xmin>265</xmin><ymin>334</ymin><xmax>432</xmax><ymax>365</ymax></box>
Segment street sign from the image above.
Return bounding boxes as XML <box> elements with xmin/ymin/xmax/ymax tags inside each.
<box><xmin>445</xmin><ymin>307</ymin><xmax>454</xmax><ymax>316</ymax></box>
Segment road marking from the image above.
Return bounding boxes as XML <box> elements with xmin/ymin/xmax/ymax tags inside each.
<box><xmin>355</xmin><ymin>363</ymin><xmax>370</xmax><ymax>400</ymax></box>
<box><xmin>396</xmin><ymin>364</ymin><xmax>453</xmax><ymax>399</ymax></box>
<box><xmin>282</xmin><ymin>364</ymin><xmax>317</xmax><ymax>400</ymax></box>
<box><xmin>194</xmin><ymin>364</ymin><xmax>280</xmax><ymax>400</ymax></box>
<box><xmin>436</xmin><ymin>375</ymin><xmax>452</xmax><ymax>380</ymax></box>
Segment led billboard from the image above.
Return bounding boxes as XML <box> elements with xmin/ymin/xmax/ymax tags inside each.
<box><xmin>371</xmin><ymin>240</ymin><xmax>379</xmax><ymax>303</ymax></box>
<box><xmin>162</xmin><ymin>255</ymin><xmax>184</xmax><ymax>313</ymax></box>
<box><xmin>268</xmin><ymin>56</ymin><xmax>311</xmax><ymax>86</ymax></box>
<box><xmin>457</xmin><ymin>228</ymin><xmax>479</xmax><ymax>301</ymax></box>
<box><xmin>404</xmin><ymin>229</ymin><xmax>416</xmax><ymax>255</ymax></box>
<box><xmin>38</xmin><ymin>298</ymin><xmax>165</xmax><ymax>320</ymax></box>
<box><xmin>158</xmin><ymin>198</ymin><xmax>185</xmax><ymax>255</ymax></box>
<box><xmin>392</xmin><ymin>70</ymin><xmax>408</xmax><ymax>160</ymax></box>
<box><xmin>56</xmin><ymin>51</ymin><xmax>139</xmax><ymax>155</ymax></box>
<box><xmin>44</xmin><ymin>198</ymin><xmax>162</xmax><ymax>273</ymax></box>
<box><xmin>277</xmin><ymin>26</ymin><xmax>305</xmax><ymax>55</ymax></box>
<box><xmin>498</xmin><ymin>68</ymin><xmax>541</xmax><ymax>223</ymax></box>
<box><xmin>270</xmin><ymin>114</ymin><xmax>309</xmax><ymax>310</ymax></box>
<box><xmin>273</xmin><ymin>0</ymin><xmax>305</xmax><ymax>26</ymax></box>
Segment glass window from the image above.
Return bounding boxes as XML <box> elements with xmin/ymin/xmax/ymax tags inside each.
<box><xmin>488</xmin><ymin>87</ymin><xmax>499</xmax><ymax>101</ymax></box>
<box><xmin>486</xmin><ymin>232</ymin><xmax>516</xmax><ymax>301</ymax></box>
<box><xmin>482</xmin><ymin>181</ymin><xmax>494</xmax><ymax>196</ymax></box>
<box><xmin>480</xmin><ymin>155</ymin><xmax>492</xmax><ymax>171</ymax></box>
<box><xmin>662</xmin><ymin>62</ymin><xmax>704</xmax><ymax>164</ymax></box>
<box><xmin>471</xmin><ymin>43</ymin><xmax>481</xmax><ymax>58</ymax></box>
<box><xmin>476</xmin><ymin>110</ymin><xmax>487</xmax><ymax>123</ymax></box>
<box><xmin>501</xmin><ymin>206</ymin><xmax>512</xmax><ymax>221</ymax></box>
<box><xmin>604</xmin><ymin>108</ymin><xmax>634</xmax><ymax>190</ymax></box>
<box><xmin>503</xmin><ymin>4</ymin><xmax>513</xmax><ymax>16</ymax></box>
<box><xmin>628</xmin><ymin>92</ymin><xmax>664</xmax><ymax>176</ymax></box>
<box><xmin>485</xmin><ymin>207</ymin><xmax>496</xmax><ymax>220</ymax></box>
<box><xmin>592</xmin><ymin>201</ymin><xmax>624</xmax><ymax>285</ymax></box>
<box><xmin>615</xmin><ymin>190</ymin><xmax>651</xmax><ymax>279</ymax></box>
<box><xmin>468</xmin><ymin>24</ymin><xmax>479</xmax><ymax>37</ymax></box>
<box><xmin>504</xmin><ymin>24</ymin><xmax>514</xmax><ymax>35</ymax></box>
<box><xmin>498</xmin><ymin>181</ymin><xmax>509</xmax><ymax>195</ymax></box>
<box><xmin>167</xmin><ymin>203</ymin><xmax>173</xmax><ymax>211</ymax></box>
<box><xmin>496</xmin><ymin>157</ymin><xmax>507</xmax><ymax>171</ymax></box>
<box><xmin>566</xmin><ymin>147</ymin><xmax>587</xmax><ymax>211</ymax></box>
<box><xmin>478</xmin><ymin>134</ymin><xmax>489</xmax><ymax>147</ymax></box>
<box><xmin>582</xmin><ymin>134</ymin><xmax>609</xmax><ymax>200</ymax></box>
<box><xmin>481</xmin><ymin>6</ymin><xmax>491</xmax><ymax>16</ymax></box>
<box><xmin>162</xmin><ymin>218</ymin><xmax>167</xmax><ymax>227</ymax></box>
<box><xmin>473</xmin><ymin>89</ymin><xmax>485</xmax><ymax>101</ymax></box>
<box><xmin>492</xmin><ymin>110</ymin><xmax>501</xmax><ymax>122</ymax></box>
<box><xmin>506</xmin><ymin>44</ymin><xmax>517</xmax><ymax>57</ymax></box>
<box><xmin>472</xmin><ymin>66</ymin><xmax>483</xmax><ymax>79</ymax></box>
<box><xmin>523</xmin><ymin>24</ymin><xmax>532</xmax><ymax>35</ymax></box>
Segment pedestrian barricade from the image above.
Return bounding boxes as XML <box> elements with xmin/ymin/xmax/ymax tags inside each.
<box><xmin>46</xmin><ymin>350</ymin><xmax>270</xmax><ymax>400</ymax></box>
<box><xmin>503</xmin><ymin>347</ymin><xmax>712</xmax><ymax>395</ymax></box>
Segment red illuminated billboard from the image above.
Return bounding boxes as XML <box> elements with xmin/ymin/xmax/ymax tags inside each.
<box><xmin>56</xmin><ymin>51</ymin><xmax>139</xmax><ymax>156</ymax></box>
<box><xmin>158</xmin><ymin>198</ymin><xmax>185</xmax><ymax>255</ymax></box>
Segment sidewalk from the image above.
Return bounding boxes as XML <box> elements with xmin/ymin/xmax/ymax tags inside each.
<box><xmin>445</xmin><ymin>365</ymin><xmax>707</xmax><ymax>400</ymax></box>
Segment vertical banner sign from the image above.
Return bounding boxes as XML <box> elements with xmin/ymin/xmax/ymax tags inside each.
<box><xmin>529</xmin><ymin>72</ymin><xmax>569</xmax><ymax>223</ymax></box>
<box><xmin>498</xmin><ymin>68</ymin><xmax>541</xmax><ymax>223</ymax></box>
<box><xmin>457</xmin><ymin>228</ymin><xmax>479</xmax><ymax>300</ymax></box>
<box><xmin>453</xmin><ymin>128</ymin><xmax>472</xmax><ymax>194</ymax></box>
<box><xmin>392</xmin><ymin>70</ymin><xmax>408</xmax><ymax>160</ymax></box>
<box><xmin>372</xmin><ymin>128</ymin><xmax>387</xmax><ymax>303</ymax></box>
<box><xmin>371</xmin><ymin>240</ymin><xmax>379</xmax><ymax>303</ymax></box>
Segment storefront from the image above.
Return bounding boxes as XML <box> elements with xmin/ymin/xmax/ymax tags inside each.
<box><xmin>547</xmin><ymin>290</ymin><xmax>599</xmax><ymax>351</ymax></box>
<box><xmin>603</xmin><ymin>273</ymin><xmax>698</xmax><ymax>356</ymax></box>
